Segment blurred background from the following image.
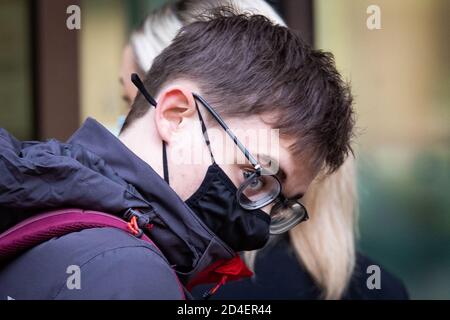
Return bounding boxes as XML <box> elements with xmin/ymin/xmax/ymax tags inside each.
<box><xmin>0</xmin><ymin>0</ymin><xmax>448</xmax><ymax>299</ymax></box>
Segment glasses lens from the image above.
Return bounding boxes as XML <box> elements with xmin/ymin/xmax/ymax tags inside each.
<box><xmin>269</xmin><ymin>200</ymin><xmax>308</xmax><ymax>234</ymax></box>
<box><xmin>238</xmin><ymin>173</ymin><xmax>281</xmax><ymax>210</ymax></box>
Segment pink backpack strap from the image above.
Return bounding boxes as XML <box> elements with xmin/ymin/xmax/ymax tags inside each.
<box><xmin>0</xmin><ymin>208</ymin><xmax>186</xmax><ymax>299</ymax></box>
<box><xmin>0</xmin><ymin>208</ymin><xmax>159</xmax><ymax>261</ymax></box>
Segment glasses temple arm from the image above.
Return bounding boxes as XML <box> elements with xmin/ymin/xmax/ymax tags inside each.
<box><xmin>193</xmin><ymin>93</ymin><xmax>260</xmax><ymax>170</ymax></box>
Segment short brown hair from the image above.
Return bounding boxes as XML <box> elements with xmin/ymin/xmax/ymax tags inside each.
<box><xmin>122</xmin><ymin>8</ymin><xmax>355</xmax><ymax>173</ymax></box>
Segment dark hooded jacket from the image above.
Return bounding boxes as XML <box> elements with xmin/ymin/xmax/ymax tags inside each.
<box><xmin>0</xmin><ymin>118</ymin><xmax>235</xmax><ymax>299</ymax></box>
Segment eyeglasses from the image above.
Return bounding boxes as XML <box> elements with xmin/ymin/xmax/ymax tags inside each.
<box><xmin>193</xmin><ymin>94</ymin><xmax>309</xmax><ymax>235</ymax></box>
<box><xmin>131</xmin><ymin>74</ymin><xmax>309</xmax><ymax>235</ymax></box>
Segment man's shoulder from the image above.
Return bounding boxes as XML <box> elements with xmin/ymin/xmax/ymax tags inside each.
<box><xmin>0</xmin><ymin>228</ymin><xmax>185</xmax><ymax>300</ymax></box>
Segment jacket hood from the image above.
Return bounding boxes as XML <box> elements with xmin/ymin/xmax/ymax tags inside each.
<box><xmin>0</xmin><ymin>118</ymin><xmax>234</xmax><ymax>283</ymax></box>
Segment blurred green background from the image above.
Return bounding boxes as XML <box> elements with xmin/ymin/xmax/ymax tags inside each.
<box><xmin>0</xmin><ymin>0</ymin><xmax>448</xmax><ymax>299</ymax></box>
<box><xmin>315</xmin><ymin>0</ymin><xmax>450</xmax><ymax>299</ymax></box>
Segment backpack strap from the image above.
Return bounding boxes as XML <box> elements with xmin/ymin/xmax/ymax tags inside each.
<box><xmin>0</xmin><ymin>208</ymin><xmax>159</xmax><ymax>262</ymax></box>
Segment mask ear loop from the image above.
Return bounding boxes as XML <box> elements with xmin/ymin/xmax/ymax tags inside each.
<box><xmin>195</xmin><ymin>99</ymin><xmax>216</xmax><ymax>165</ymax></box>
<box><xmin>131</xmin><ymin>73</ymin><xmax>170</xmax><ymax>184</ymax></box>
<box><xmin>162</xmin><ymin>141</ymin><xmax>170</xmax><ymax>184</ymax></box>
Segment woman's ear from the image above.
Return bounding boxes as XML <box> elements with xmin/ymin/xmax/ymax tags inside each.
<box><xmin>154</xmin><ymin>86</ymin><xmax>197</xmax><ymax>144</ymax></box>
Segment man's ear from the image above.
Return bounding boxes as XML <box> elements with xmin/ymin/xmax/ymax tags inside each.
<box><xmin>154</xmin><ymin>86</ymin><xmax>197</xmax><ymax>144</ymax></box>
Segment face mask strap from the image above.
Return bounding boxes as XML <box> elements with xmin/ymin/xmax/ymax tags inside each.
<box><xmin>162</xmin><ymin>142</ymin><xmax>170</xmax><ymax>184</ymax></box>
<box><xmin>195</xmin><ymin>100</ymin><xmax>216</xmax><ymax>165</ymax></box>
<box><xmin>131</xmin><ymin>73</ymin><xmax>170</xmax><ymax>184</ymax></box>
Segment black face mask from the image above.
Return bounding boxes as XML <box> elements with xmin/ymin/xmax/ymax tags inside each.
<box><xmin>185</xmin><ymin>163</ymin><xmax>270</xmax><ymax>252</ymax></box>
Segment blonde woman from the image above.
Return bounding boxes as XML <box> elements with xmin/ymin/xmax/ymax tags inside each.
<box><xmin>119</xmin><ymin>0</ymin><xmax>408</xmax><ymax>300</ymax></box>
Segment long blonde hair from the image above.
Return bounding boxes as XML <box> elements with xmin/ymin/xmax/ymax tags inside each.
<box><xmin>129</xmin><ymin>0</ymin><xmax>357</xmax><ymax>300</ymax></box>
<box><xmin>290</xmin><ymin>156</ymin><xmax>357</xmax><ymax>299</ymax></box>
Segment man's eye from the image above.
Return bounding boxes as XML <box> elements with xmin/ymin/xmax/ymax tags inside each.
<box><xmin>249</xmin><ymin>177</ymin><xmax>263</xmax><ymax>190</ymax></box>
<box><xmin>242</xmin><ymin>171</ymin><xmax>264</xmax><ymax>190</ymax></box>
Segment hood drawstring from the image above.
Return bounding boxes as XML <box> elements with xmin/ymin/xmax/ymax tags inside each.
<box><xmin>127</xmin><ymin>215</ymin><xmax>141</xmax><ymax>237</ymax></box>
<box><xmin>202</xmin><ymin>275</ymin><xmax>229</xmax><ymax>300</ymax></box>
<box><xmin>124</xmin><ymin>208</ymin><xmax>154</xmax><ymax>238</ymax></box>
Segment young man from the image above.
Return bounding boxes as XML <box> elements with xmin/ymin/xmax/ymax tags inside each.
<box><xmin>0</xmin><ymin>10</ymin><xmax>354</xmax><ymax>299</ymax></box>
